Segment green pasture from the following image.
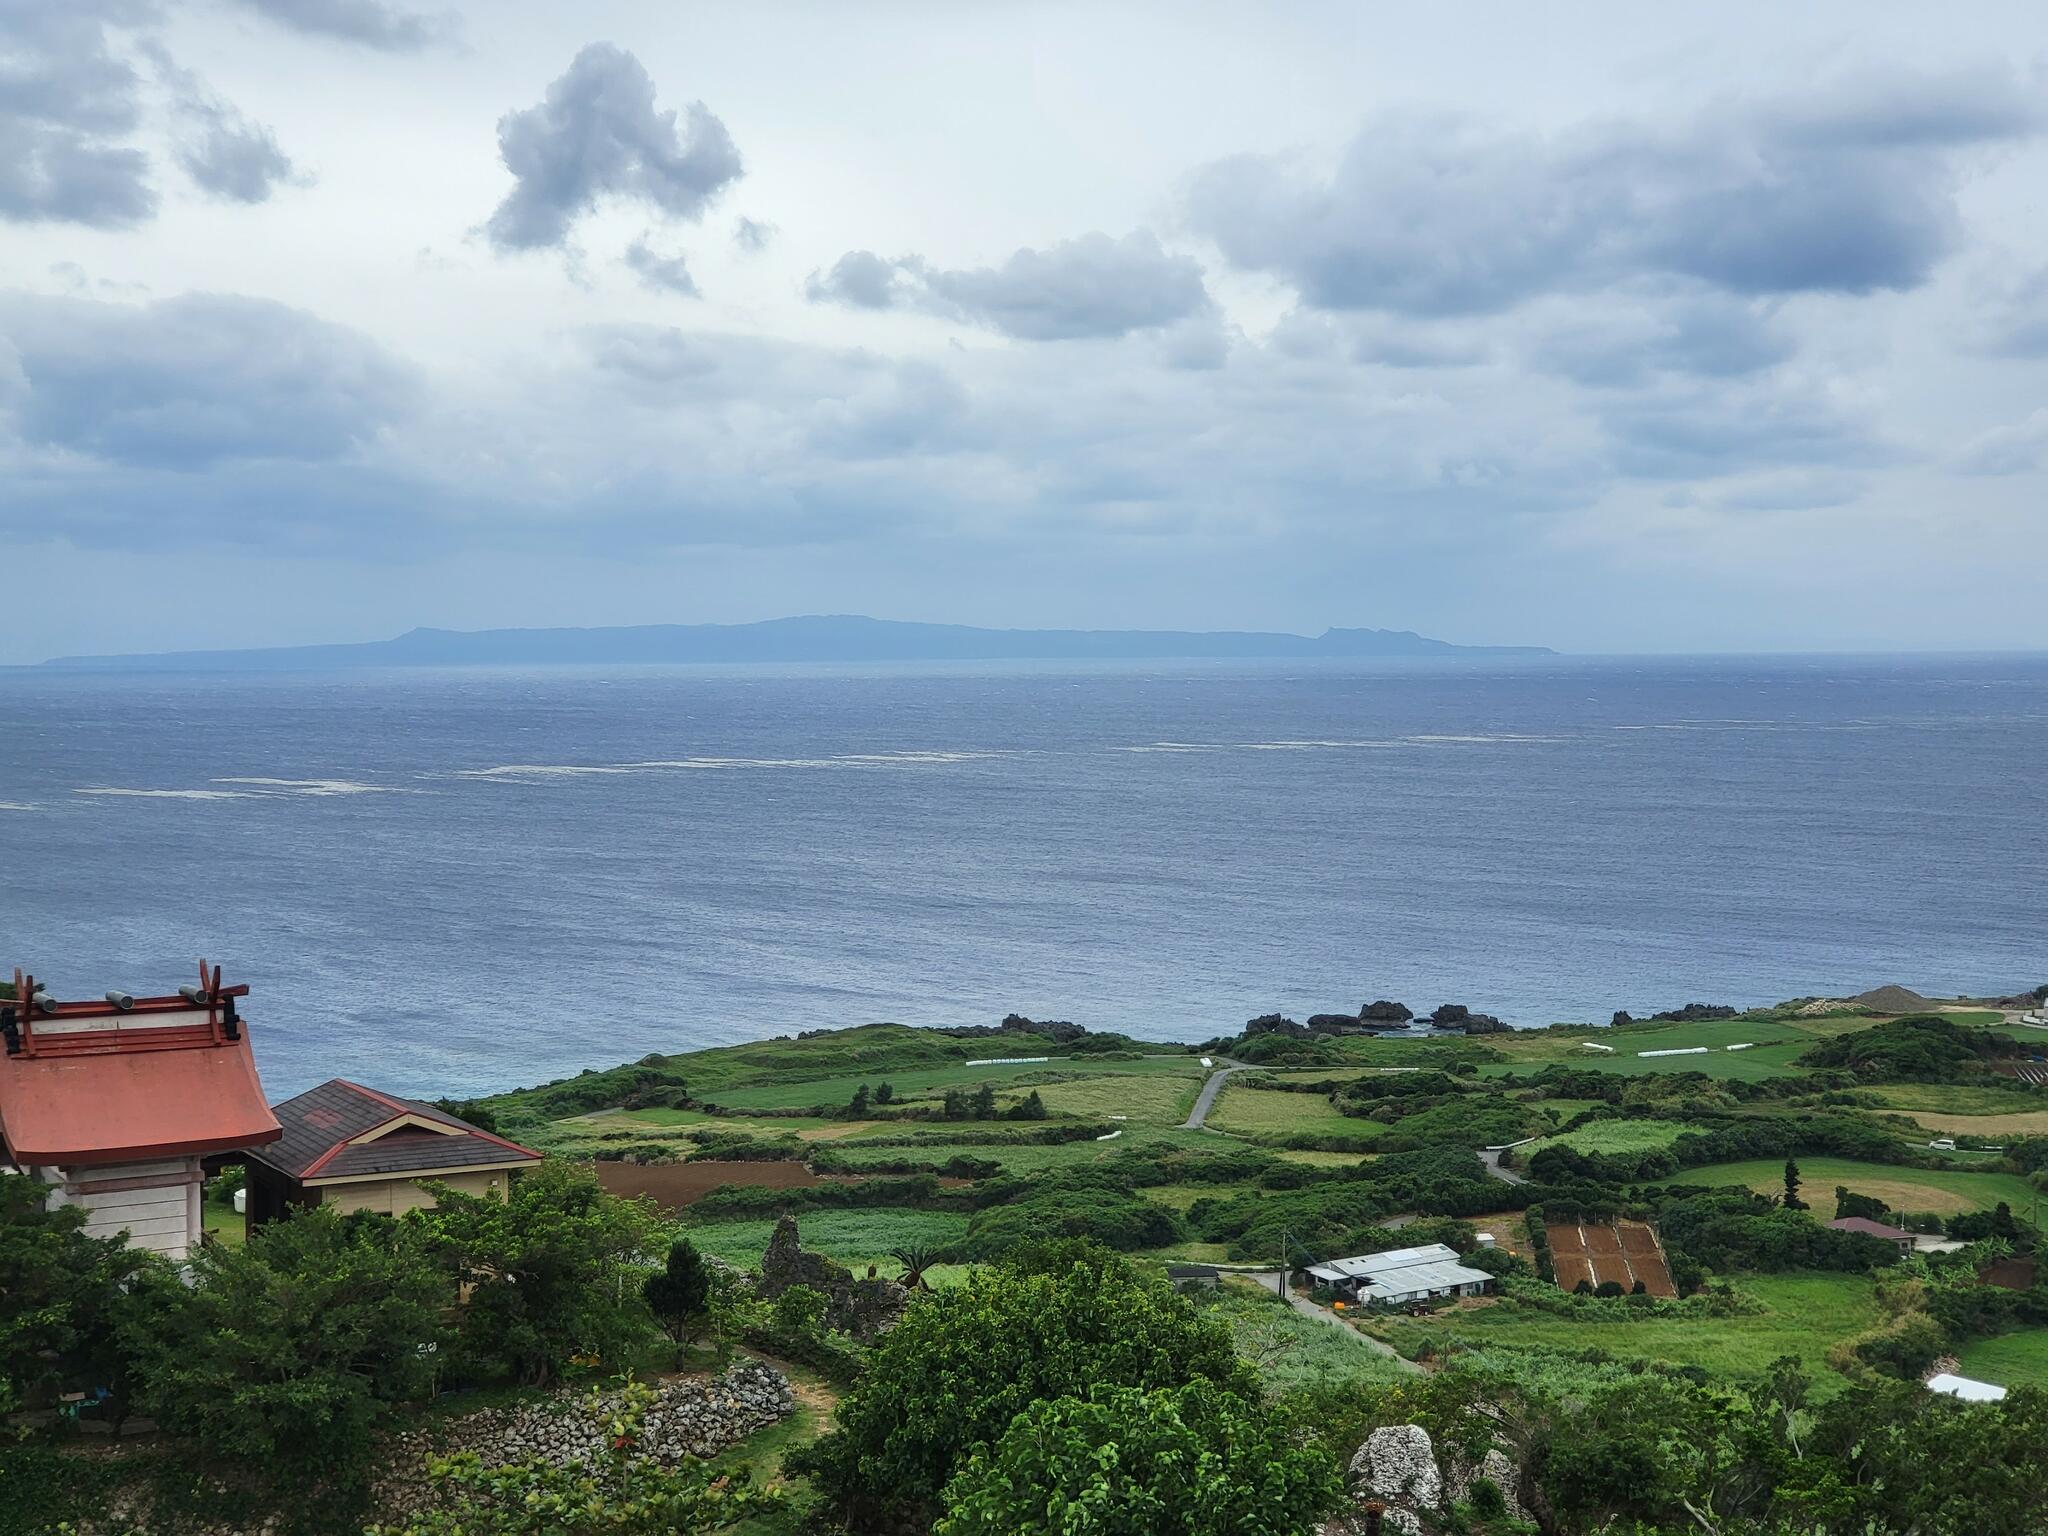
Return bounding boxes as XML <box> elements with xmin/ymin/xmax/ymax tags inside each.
<box><xmin>1674</xmin><ymin>1156</ymin><xmax>2043</xmax><ymax>1219</ymax></box>
<box><xmin>1358</xmin><ymin>1273</ymin><xmax>1884</xmax><ymax>1390</ymax></box>
<box><xmin>1206</xmin><ymin>1083</ymin><xmax>1379</xmax><ymax>1139</ymax></box>
<box><xmin>1196</xmin><ymin>1279</ymin><xmax>1414</xmax><ymax>1391</ymax></box>
<box><xmin>704</xmin><ymin>1054</ymin><xmax>1203</xmax><ymax>1112</ymax></box>
<box><xmin>1955</xmin><ymin>1328</ymin><xmax>2048</xmax><ymax>1390</ymax></box>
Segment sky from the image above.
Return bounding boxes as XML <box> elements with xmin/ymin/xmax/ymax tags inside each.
<box><xmin>3</xmin><ymin>2</ymin><xmax>2047</xmax><ymax>662</ymax></box>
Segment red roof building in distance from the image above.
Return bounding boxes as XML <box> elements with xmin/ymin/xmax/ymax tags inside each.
<box><xmin>0</xmin><ymin>962</ymin><xmax>282</xmax><ymax>1261</ymax></box>
<box><xmin>242</xmin><ymin>1078</ymin><xmax>541</xmax><ymax>1227</ymax></box>
<box><xmin>1825</xmin><ymin>1216</ymin><xmax>1917</xmax><ymax>1254</ymax></box>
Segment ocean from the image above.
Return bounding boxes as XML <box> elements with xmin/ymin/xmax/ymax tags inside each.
<box><xmin>1</xmin><ymin>653</ymin><xmax>2042</xmax><ymax>1099</ymax></box>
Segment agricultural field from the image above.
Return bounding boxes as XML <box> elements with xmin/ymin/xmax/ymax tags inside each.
<box><xmin>1198</xmin><ymin>1278</ymin><xmax>1415</xmax><ymax>1391</ymax></box>
<box><xmin>1955</xmin><ymin>1328</ymin><xmax>2048</xmax><ymax>1390</ymax></box>
<box><xmin>704</xmin><ymin>1054</ymin><xmax>1204</xmax><ymax>1112</ymax></box>
<box><xmin>1855</xmin><ymin>1082</ymin><xmax>2048</xmax><ymax>1115</ymax></box>
<box><xmin>1545</xmin><ymin>1218</ymin><xmax>1676</xmax><ymax>1296</ymax></box>
<box><xmin>672</xmin><ymin>1209</ymin><xmax>970</xmax><ymax>1271</ymax></box>
<box><xmin>1522</xmin><ymin>1118</ymin><xmax>1693</xmax><ymax>1157</ymax></box>
<box><xmin>1676</xmin><ymin>1157</ymin><xmax>2043</xmax><ymax>1219</ymax></box>
<box><xmin>1206</xmin><ymin>1082</ymin><xmax>1380</xmax><ymax>1139</ymax></box>
<box><xmin>1358</xmin><ymin>1273</ymin><xmax>1886</xmax><ymax>1391</ymax></box>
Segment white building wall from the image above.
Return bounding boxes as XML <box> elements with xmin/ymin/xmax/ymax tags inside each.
<box><xmin>39</xmin><ymin>1158</ymin><xmax>204</xmax><ymax>1261</ymax></box>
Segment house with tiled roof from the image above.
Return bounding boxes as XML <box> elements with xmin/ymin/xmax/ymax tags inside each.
<box><xmin>0</xmin><ymin>965</ymin><xmax>282</xmax><ymax>1261</ymax></box>
<box><xmin>243</xmin><ymin>1077</ymin><xmax>541</xmax><ymax>1227</ymax></box>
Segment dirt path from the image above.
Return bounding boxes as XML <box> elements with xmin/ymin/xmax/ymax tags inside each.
<box><xmin>1241</xmin><ymin>1272</ymin><xmax>1420</xmax><ymax>1371</ymax></box>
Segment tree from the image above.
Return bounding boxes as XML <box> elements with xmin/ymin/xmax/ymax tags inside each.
<box><xmin>875</xmin><ymin>1081</ymin><xmax>895</xmax><ymax>1105</ymax></box>
<box><xmin>1782</xmin><ymin>1157</ymin><xmax>1805</xmax><ymax>1211</ymax></box>
<box><xmin>936</xmin><ymin>1380</ymin><xmax>1339</xmax><ymax>1536</ymax></box>
<box><xmin>971</xmin><ymin>1082</ymin><xmax>996</xmax><ymax>1119</ymax></box>
<box><xmin>367</xmin><ymin>1381</ymin><xmax>772</xmax><ymax>1535</ymax></box>
<box><xmin>890</xmin><ymin>1240</ymin><xmax>948</xmax><ymax>1291</ymax></box>
<box><xmin>643</xmin><ymin>1238</ymin><xmax>713</xmax><ymax>1345</ymax></box>
<box><xmin>847</xmin><ymin>1083</ymin><xmax>871</xmax><ymax>1117</ymax></box>
<box><xmin>1836</xmin><ymin>1186</ymin><xmax>1891</xmax><ymax>1221</ymax></box>
<box><xmin>417</xmin><ymin>1160</ymin><xmax>665</xmax><ymax>1385</ymax></box>
<box><xmin>1004</xmin><ymin>1089</ymin><xmax>1046</xmax><ymax>1121</ymax></box>
<box><xmin>0</xmin><ymin>1175</ymin><xmax>153</xmax><ymax>1418</ymax></box>
<box><xmin>124</xmin><ymin>1205</ymin><xmax>448</xmax><ymax>1492</ymax></box>
<box><xmin>941</xmin><ymin>1088</ymin><xmax>968</xmax><ymax>1120</ymax></box>
<box><xmin>791</xmin><ymin>1247</ymin><xmax>1251</xmax><ymax>1530</ymax></box>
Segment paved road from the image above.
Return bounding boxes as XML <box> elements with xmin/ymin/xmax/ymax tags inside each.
<box><xmin>1477</xmin><ymin>1148</ymin><xmax>1528</xmax><ymax>1185</ymax></box>
<box><xmin>1182</xmin><ymin>1060</ymin><xmax>1249</xmax><ymax>1129</ymax></box>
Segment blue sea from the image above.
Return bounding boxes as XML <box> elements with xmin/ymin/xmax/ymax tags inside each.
<box><xmin>1</xmin><ymin>654</ymin><xmax>2042</xmax><ymax>1099</ymax></box>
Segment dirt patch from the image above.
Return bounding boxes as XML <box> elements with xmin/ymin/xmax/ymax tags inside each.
<box><xmin>1463</xmin><ymin>1212</ymin><xmax>1531</xmax><ymax>1259</ymax></box>
<box><xmin>1548</xmin><ymin>1219</ymin><xmax>1676</xmax><ymax>1297</ymax></box>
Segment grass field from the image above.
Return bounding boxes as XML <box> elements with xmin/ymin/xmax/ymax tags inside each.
<box><xmin>1899</xmin><ymin>1109</ymin><xmax>2048</xmax><ymax>1137</ymax></box>
<box><xmin>1358</xmin><ymin>1273</ymin><xmax>1883</xmax><ymax>1389</ymax></box>
<box><xmin>706</xmin><ymin>1055</ymin><xmax>1204</xmax><ymax>1112</ymax></box>
<box><xmin>1676</xmin><ymin>1157</ymin><xmax>2043</xmax><ymax>1218</ymax></box>
<box><xmin>1955</xmin><ymin>1328</ymin><xmax>2048</xmax><ymax>1389</ymax></box>
<box><xmin>1207</xmin><ymin>1083</ymin><xmax>1378</xmax><ymax>1138</ymax></box>
<box><xmin>675</xmin><ymin>1209</ymin><xmax>969</xmax><ymax>1270</ymax></box>
<box><xmin>1198</xmin><ymin>1279</ymin><xmax>1414</xmax><ymax>1391</ymax></box>
<box><xmin>1142</xmin><ymin>1182</ymin><xmax>1257</xmax><ymax>1212</ymax></box>
<box><xmin>1523</xmin><ymin>1119</ymin><xmax>1693</xmax><ymax>1157</ymax></box>
<box><xmin>1029</xmin><ymin>1072</ymin><xmax>1200</xmax><ymax>1125</ymax></box>
<box><xmin>1856</xmin><ymin>1082</ymin><xmax>2048</xmax><ymax>1115</ymax></box>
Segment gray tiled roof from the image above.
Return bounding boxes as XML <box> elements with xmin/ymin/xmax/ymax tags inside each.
<box><xmin>248</xmin><ymin>1078</ymin><xmax>538</xmax><ymax>1182</ymax></box>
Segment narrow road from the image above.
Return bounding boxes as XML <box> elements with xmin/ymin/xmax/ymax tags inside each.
<box><xmin>1477</xmin><ymin>1147</ymin><xmax>1528</xmax><ymax>1185</ymax></box>
<box><xmin>1182</xmin><ymin>1060</ymin><xmax>1249</xmax><ymax>1129</ymax></box>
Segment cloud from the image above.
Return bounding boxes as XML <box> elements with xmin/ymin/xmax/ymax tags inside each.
<box><xmin>1955</xmin><ymin>409</ymin><xmax>2048</xmax><ymax>475</ymax></box>
<box><xmin>227</xmin><ymin>0</ymin><xmax>453</xmax><ymax>52</ymax></box>
<box><xmin>144</xmin><ymin>42</ymin><xmax>300</xmax><ymax>204</ymax></box>
<box><xmin>622</xmin><ymin>239</ymin><xmax>698</xmax><ymax>296</ymax></box>
<box><xmin>485</xmin><ymin>44</ymin><xmax>741</xmax><ymax>253</ymax></box>
<box><xmin>733</xmin><ymin>216</ymin><xmax>775</xmax><ymax>254</ymax></box>
<box><xmin>1525</xmin><ymin>294</ymin><xmax>1792</xmax><ymax>387</ymax></box>
<box><xmin>1186</xmin><ymin>68</ymin><xmax>2037</xmax><ymax>316</ymax></box>
<box><xmin>1970</xmin><ymin>265</ymin><xmax>2048</xmax><ymax>357</ymax></box>
<box><xmin>0</xmin><ymin>1</ymin><xmax>156</xmax><ymax>227</ymax></box>
<box><xmin>0</xmin><ymin>291</ymin><xmax>410</xmax><ymax>471</ymax></box>
<box><xmin>806</xmin><ymin>231</ymin><xmax>1209</xmax><ymax>340</ymax></box>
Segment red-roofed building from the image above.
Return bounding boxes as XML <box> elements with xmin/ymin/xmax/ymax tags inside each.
<box><xmin>0</xmin><ymin>965</ymin><xmax>282</xmax><ymax>1261</ymax></box>
<box><xmin>1825</xmin><ymin>1216</ymin><xmax>1916</xmax><ymax>1255</ymax></box>
<box><xmin>242</xmin><ymin>1078</ymin><xmax>541</xmax><ymax>1227</ymax></box>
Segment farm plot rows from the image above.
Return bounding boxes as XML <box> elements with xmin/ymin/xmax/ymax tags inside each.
<box><xmin>1548</xmin><ymin>1218</ymin><xmax>1676</xmax><ymax>1297</ymax></box>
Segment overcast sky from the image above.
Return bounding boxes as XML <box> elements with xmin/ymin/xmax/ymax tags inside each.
<box><xmin>4</xmin><ymin>2</ymin><xmax>2047</xmax><ymax>661</ymax></box>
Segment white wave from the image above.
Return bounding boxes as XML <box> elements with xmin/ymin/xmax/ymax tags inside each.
<box><xmin>456</xmin><ymin>764</ymin><xmax>638</xmax><ymax>779</ymax></box>
<box><xmin>0</xmin><ymin>801</ymin><xmax>35</xmax><ymax>811</ymax></box>
<box><xmin>1233</xmin><ymin>738</ymin><xmax>1401</xmax><ymax>750</ymax></box>
<box><xmin>1404</xmin><ymin>734</ymin><xmax>1562</xmax><ymax>744</ymax></box>
<box><xmin>213</xmin><ymin>777</ymin><xmax>393</xmax><ymax>796</ymax></box>
<box><xmin>1116</xmin><ymin>742</ymin><xmax>1220</xmax><ymax>753</ymax></box>
<box><xmin>76</xmin><ymin>787</ymin><xmax>261</xmax><ymax>800</ymax></box>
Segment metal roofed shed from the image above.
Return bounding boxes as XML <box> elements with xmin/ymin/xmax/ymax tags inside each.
<box><xmin>1306</xmin><ymin>1242</ymin><xmax>1495</xmax><ymax>1305</ymax></box>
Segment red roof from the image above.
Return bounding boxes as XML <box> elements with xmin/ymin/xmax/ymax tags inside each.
<box><xmin>1826</xmin><ymin>1216</ymin><xmax>1914</xmax><ymax>1242</ymax></box>
<box><xmin>0</xmin><ymin>975</ymin><xmax>281</xmax><ymax>1167</ymax></box>
<box><xmin>250</xmin><ymin>1078</ymin><xmax>540</xmax><ymax>1183</ymax></box>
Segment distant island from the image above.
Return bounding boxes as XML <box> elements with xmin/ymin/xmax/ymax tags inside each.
<box><xmin>33</xmin><ymin>615</ymin><xmax>1553</xmax><ymax>671</ymax></box>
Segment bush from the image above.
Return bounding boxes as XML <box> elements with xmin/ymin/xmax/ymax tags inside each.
<box><xmin>124</xmin><ymin>1206</ymin><xmax>448</xmax><ymax>1496</ymax></box>
<box><xmin>792</xmin><ymin>1246</ymin><xmax>1251</xmax><ymax>1531</ymax></box>
<box><xmin>935</xmin><ymin>1379</ymin><xmax>1340</xmax><ymax>1536</ymax></box>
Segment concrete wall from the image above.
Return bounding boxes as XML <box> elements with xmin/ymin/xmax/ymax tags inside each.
<box><xmin>320</xmin><ymin>1168</ymin><xmax>508</xmax><ymax>1216</ymax></box>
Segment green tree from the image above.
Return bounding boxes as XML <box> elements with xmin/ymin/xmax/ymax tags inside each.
<box><xmin>875</xmin><ymin>1081</ymin><xmax>895</xmax><ymax>1104</ymax></box>
<box><xmin>642</xmin><ymin>1238</ymin><xmax>713</xmax><ymax>1346</ymax></box>
<box><xmin>791</xmin><ymin>1247</ymin><xmax>1251</xmax><ymax>1530</ymax></box>
<box><xmin>1004</xmin><ymin>1089</ymin><xmax>1047</xmax><ymax>1121</ymax></box>
<box><xmin>1782</xmin><ymin>1157</ymin><xmax>1805</xmax><ymax>1211</ymax></box>
<box><xmin>417</xmin><ymin>1160</ymin><xmax>664</xmax><ymax>1385</ymax></box>
<box><xmin>936</xmin><ymin>1380</ymin><xmax>1339</xmax><ymax>1536</ymax></box>
<box><xmin>123</xmin><ymin>1205</ymin><xmax>448</xmax><ymax>1491</ymax></box>
<box><xmin>847</xmin><ymin>1083</ymin><xmax>871</xmax><ymax>1117</ymax></box>
<box><xmin>970</xmin><ymin>1083</ymin><xmax>997</xmax><ymax>1119</ymax></box>
<box><xmin>0</xmin><ymin>1175</ymin><xmax>154</xmax><ymax>1418</ymax></box>
<box><xmin>367</xmin><ymin>1381</ymin><xmax>772</xmax><ymax>1535</ymax></box>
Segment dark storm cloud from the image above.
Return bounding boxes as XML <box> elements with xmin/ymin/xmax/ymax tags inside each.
<box><xmin>1187</xmin><ymin>69</ymin><xmax>2038</xmax><ymax>316</ymax></box>
<box><xmin>0</xmin><ymin>291</ymin><xmax>410</xmax><ymax>469</ymax></box>
<box><xmin>805</xmin><ymin>231</ymin><xmax>1210</xmax><ymax>340</ymax></box>
<box><xmin>0</xmin><ymin>1</ymin><xmax>156</xmax><ymax>227</ymax></box>
<box><xmin>484</xmin><ymin>44</ymin><xmax>742</xmax><ymax>252</ymax></box>
<box><xmin>228</xmin><ymin>0</ymin><xmax>452</xmax><ymax>52</ymax></box>
<box><xmin>622</xmin><ymin>239</ymin><xmax>698</xmax><ymax>296</ymax></box>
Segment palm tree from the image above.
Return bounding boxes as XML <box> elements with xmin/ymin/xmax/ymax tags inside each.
<box><xmin>892</xmin><ymin>1241</ymin><xmax>948</xmax><ymax>1291</ymax></box>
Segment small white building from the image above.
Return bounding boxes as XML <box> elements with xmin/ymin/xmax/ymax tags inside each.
<box><xmin>1306</xmin><ymin>1242</ymin><xmax>1494</xmax><ymax>1305</ymax></box>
